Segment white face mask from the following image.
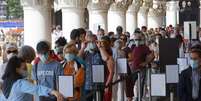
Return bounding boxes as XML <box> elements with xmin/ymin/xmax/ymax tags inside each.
<box><xmin>7</xmin><ymin>53</ymin><xmax>17</xmax><ymax>60</ymax></box>
<box><xmin>135</xmin><ymin>41</ymin><xmax>140</xmax><ymax>47</ymax></box>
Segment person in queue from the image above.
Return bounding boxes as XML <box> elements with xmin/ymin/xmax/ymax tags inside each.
<box><xmin>32</xmin><ymin>41</ymin><xmax>64</xmax><ymax>101</ymax></box>
<box><xmin>0</xmin><ymin>43</ymin><xmax>18</xmax><ymax>87</ymax></box>
<box><xmin>97</xmin><ymin>28</ymin><xmax>105</xmax><ymax>40</ymax></box>
<box><xmin>131</xmin><ymin>32</ymin><xmax>155</xmax><ymax>101</ymax></box>
<box><xmin>120</xmin><ymin>34</ymin><xmax>134</xmax><ymax>101</ymax></box>
<box><xmin>78</xmin><ymin>28</ymin><xmax>87</xmax><ymax>49</ymax></box>
<box><xmin>97</xmin><ymin>36</ymin><xmax>115</xmax><ymax>101</ymax></box>
<box><xmin>77</xmin><ymin>31</ymin><xmax>104</xmax><ymax>101</ymax></box>
<box><xmin>54</xmin><ymin>37</ymin><xmax>67</xmax><ymax>62</ymax></box>
<box><xmin>116</xmin><ymin>26</ymin><xmax>123</xmax><ymax>38</ymax></box>
<box><xmin>179</xmin><ymin>46</ymin><xmax>201</xmax><ymax>101</ymax></box>
<box><xmin>18</xmin><ymin>45</ymin><xmax>36</xmax><ymax>81</ymax></box>
<box><xmin>63</xmin><ymin>42</ymin><xmax>85</xmax><ymax>100</ymax></box>
<box><xmin>112</xmin><ymin>39</ymin><xmax>126</xmax><ymax>101</ymax></box>
<box><xmin>0</xmin><ymin>56</ymin><xmax>64</xmax><ymax>101</ymax></box>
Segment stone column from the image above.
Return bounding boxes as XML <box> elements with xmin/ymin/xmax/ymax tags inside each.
<box><xmin>87</xmin><ymin>0</ymin><xmax>111</xmax><ymax>34</ymax></box>
<box><xmin>166</xmin><ymin>1</ymin><xmax>179</xmax><ymax>27</ymax></box>
<box><xmin>21</xmin><ymin>0</ymin><xmax>52</xmax><ymax>48</ymax></box>
<box><xmin>59</xmin><ymin>0</ymin><xmax>88</xmax><ymax>41</ymax></box>
<box><xmin>148</xmin><ymin>1</ymin><xmax>166</xmax><ymax>28</ymax></box>
<box><xmin>108</xmin><ymin>1</ymin><xmax>131</xmax><ymax>33</ymax></box>
<box><xmin>138</xmin><ymin>6</ymin><xmax>149</xmax><ymax>27</ymax></box>
<box><xmin>126</xmin><ymin>0</ymin><xmax>141</xmax><ymax>33</ymax></box>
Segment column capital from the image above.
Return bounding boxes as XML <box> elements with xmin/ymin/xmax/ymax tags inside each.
<box><xmin>109</xmin><ymin>0</ymin><xmax>132</xmax><ymax>12</ymax></box>
<box><xmin>21</xmin><ymin>0</ymin><xmax>52</xmax><ymax>8</ymax></box>
<box><xmin>148</xmin><ymin>8</ymin><xmax>165</xmax><ymax>17</ymax></box>
<box><xmin>87</xmin><ymin>0</ymin><xmax>112</xmax><ymax>11</ymax></box>
<box><xmin>59</xmin><ymin>0</ymin><xmax>89</xmax><ymax>9</ymax></box>
<box><xmin>138</xmin><ymin>6</ymin><xmax>149</xmax><ymax>15</ymax></box>
<box><xmin>166</xmin><ymin>1</ymin><xmax>179</xmax><ymax>11</ymax></box>
<box><xmin>127</xmin><ymin>0</ymin><xmax>143</xmax><ymax>13</ymax></box>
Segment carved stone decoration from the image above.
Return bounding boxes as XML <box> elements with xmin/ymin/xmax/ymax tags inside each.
<box><xmin>148</xmin><ymin>0</ymin><xmax>166</xmax><ymax>17</ymax></box>
<box><xmin>127</xmin><ymin>0</ymin><xmax>142</xmax><ymax>13</ymax></box>
<box><xmin>87</xmin><ymin>0</ymin><xmax>112</xmax><ymax>11</ymax></box>
<box><xmin>109</xmin><ymin>0</ymin><xmax>132</xmax><ymax>11</ymax></box>
<box><xmin>59</xmin><ymin>0</ymin><xmax>89</xmax><ymax>9</ymax></box>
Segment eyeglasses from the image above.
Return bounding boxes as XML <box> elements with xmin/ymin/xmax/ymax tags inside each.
<box><xmin>7</xmin><ymin>50</ymin><xmax>18</xmax><ymax>54</ymax></box>
<box><xmin>134</xmin><ymin>39</ymin><xmax>142</xmax><ymax>41</ymax></box>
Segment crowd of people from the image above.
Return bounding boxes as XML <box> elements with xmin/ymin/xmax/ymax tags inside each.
<box><xmin>0</xmin><ymin>25</ymin><xmax>201</xmax><ymax>101</ymax></box>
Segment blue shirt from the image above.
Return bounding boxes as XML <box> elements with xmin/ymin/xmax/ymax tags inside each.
<box><xmin>32</xmin><ymin>61</ymin><xmax>63</xmax><ymax>99</ymax></box>
<box><xmin>0</xmin><ymin>79</ymin><xmax>52</xmax><ymax>101</ymax></box>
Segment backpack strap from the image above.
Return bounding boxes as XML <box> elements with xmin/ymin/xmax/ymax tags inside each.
<box><xmin>34</xmin><ymin>63</ymin><xmax>38</xmax><ymax>85</ymax></box>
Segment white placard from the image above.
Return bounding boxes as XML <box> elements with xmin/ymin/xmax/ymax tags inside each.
<box><xmin>151</xmin><ymin>74</ymin><xmax>166</xmax><ymax>96</ymax></box>
<box><xmin>177</xmin><ymin>58</ymin><xmax>189</xmax><ymax>73</ymax></box>
<box><xmin>59</xmin><ymin>76</ymin><xmax>73</xmax><ymax>98</ymax></box>
<box><xmin>166</xmin><ymin>65</ymin><xmax>179</xmax><ymax>83</ymax></box>
<box><xmin>117</xmin><ymin>58</ymin><xmax>127</xmax><ymax>74</ymax></box>
<box><xmin>184</xmin><ymin>21</ymin><xmax>197</xmax><ymax>39</ymax></box>
<box><xmin>92</xmin><ymin>65</ymin><xmax>104</xmax><ymax>83</ymax></box>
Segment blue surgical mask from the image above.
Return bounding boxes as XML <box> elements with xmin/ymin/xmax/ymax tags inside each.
<box><xmin>85</xmin><ymin>42</ymin><xmax>96</xmax><ymax>53</ymax></box>
<box><xmin>190</xmin><ymin>59</ymin><xmax>199</xmax><ymax>69</ymax></box>
<box><xmin>64</xmin><ymin>54</ymin><xmax>75</xmax><ymax>61</ymax></box>
<box><xmin>40</xmin><ymin>53</ymin><xmax>49</xmax><ymax>63</ymax></box>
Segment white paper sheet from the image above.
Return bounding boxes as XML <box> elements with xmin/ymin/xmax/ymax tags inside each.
<box><xmin>166</xmin><ymin>65</ymin><xmax>179</xmax><ymax>83</ymax></box>
<box><xmin>184</xmin><ymin>21</ymin><xmax>197</xmax><ymax>39</ymax></box>
<box><xmin>151</xmin><ymin>74</ymin><xmax>166</xmax><ymax>96</ymax></box>
<box><xmin>177</xmin><ymin>58</ymin><xmax>189</xmax><ymax>73</ymax></box>
<box><xmin>92</xmin><ymin>65</ymin><xmax>104</xmax><ymax>83</ymax></box>
<box><xmin>117</xmin><ymin>58</ymin><xmax>127</xmax><ymax>74</ymax></box>
<box><xmin>59</xmin><ymin>76</ymin><xmax>73</xmax><ymax>98</ymax></box>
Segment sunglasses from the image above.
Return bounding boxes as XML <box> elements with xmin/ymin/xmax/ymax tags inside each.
<box><xmin>7</xmin><ymin>50</ymin><xmax>18</xmax><ymax>54</ymax></box>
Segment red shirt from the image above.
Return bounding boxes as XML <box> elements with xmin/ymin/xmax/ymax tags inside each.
<box><xmin>132</xmin><ymin>45</ymin><xmax>151</xmax><ymax>70</ymax></box>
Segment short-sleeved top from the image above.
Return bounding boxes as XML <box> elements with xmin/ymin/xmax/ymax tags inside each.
<box><xmin>32</xmin><ymin>61</ymin><xmax>63</xmax><ymax>90</ymax></box>
<box><xmin>132</xmin><ymin>45</ymin><xmax>151</xmax><ymax>70</ymax></box>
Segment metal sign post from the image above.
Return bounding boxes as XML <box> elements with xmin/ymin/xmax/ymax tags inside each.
<box><xmin>137</xmin><ymin>72</ymin><xmax>141</xmax><ymax>101</ymax></box>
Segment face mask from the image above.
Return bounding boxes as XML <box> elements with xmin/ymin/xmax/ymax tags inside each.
<box><xmin>140</xmin><ymin>40</ymin><xmax>145</xmax><ymax>45</ymax></box>
<box><xmin>40</xmin><ymin>53</ymin><xmax>49</xmax><ymax>63</ymax></box>
<box><xmin>170</xmin><ymin>34</ymin><xmax>176</xmax><ymax>38</ymax></box>
<box><xmin>97</xmin><ymin>34</ymin><xmax>104</xmax><ymax>40</ymax></box>
<box><xmin>156</xmin><ymin>39</ymin><xmax>159</xmax><ymax>44</ymax></box>
<box><xmin>190</xmin><ymin>59</ymin><xmax>199</xmax><ymax>69</ymax></box>
<box><xmin>7</xmin><ymin>53</ymin><xmax>17</xmax><ymax>60</ymax></box>
<box><xmin>135</xmin><ymin>40</ymin><xmax>140</xmax><ymax>47</ymax></box>
<box><xmin>64</xmin><ymin>54</ymin><xmax>75</xmax><ymax>61</ymax></box>
<box><xmin>85</xmin><ymin>42</ymin><xmax>96</xmax><ymax>53</ymax></box>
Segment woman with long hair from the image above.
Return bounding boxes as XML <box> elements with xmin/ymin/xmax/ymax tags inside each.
<box><xmin>0</xmin><ymin>56</ymin><xmax>64</xmax><ymax>101</ymax></box>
